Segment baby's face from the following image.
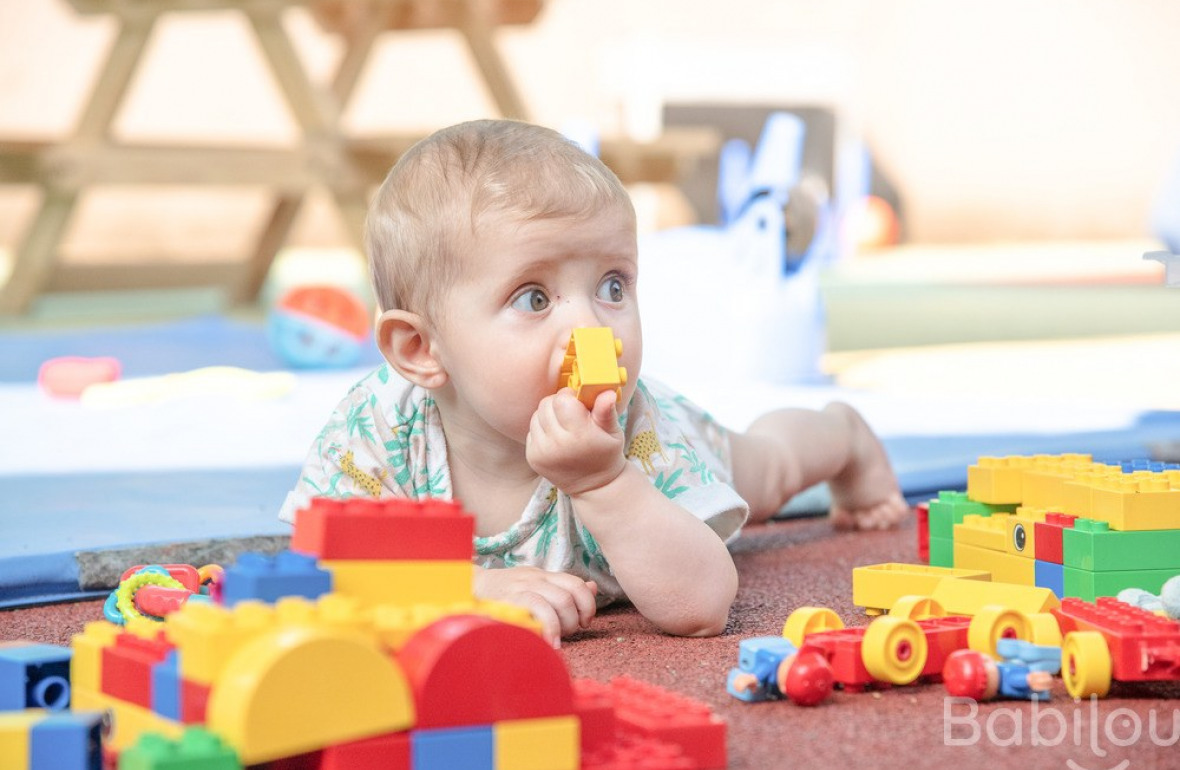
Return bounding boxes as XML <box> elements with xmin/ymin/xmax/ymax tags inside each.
<box><xmin>430</xmin><ymin>203</ymin><xmax>642</xmax><ymax>444</ymax></box>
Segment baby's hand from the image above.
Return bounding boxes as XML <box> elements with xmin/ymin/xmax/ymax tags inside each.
<box><xmin>473</xmin><ymin>565</ymin><xmax>598</xmax><ymax>648</ymax></box>
<box><xmin>526</xmin><ymin>388</ymin><xmax>625</xmax><ymax>496</ymax></box>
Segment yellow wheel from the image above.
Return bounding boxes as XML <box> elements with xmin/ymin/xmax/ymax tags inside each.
<box><xmin>782</xmin><ymin>607</ymin><xmax>844</xmax><ymax>647</ymax></box>
<box><xmin>862</xmin><ymin>616</ymin><xmax>928</xmax><ymax>685</ymax></box>
<box><xmin>890</xmin><ymin>595</ymin><xmax>946</xmax><ymax>620</ymax></box>
<box><xmin>1028</xmin><ymin>613</ymin><xmax>1063</xmax><ymax>646</ymax></box>
<box><xmin>1062</xmin><ymin>631</ymin><xmax>1112</xmax><ymax>699</ymax></box>
<box><xmin>968</xmin><ymin>605</ymin><xmax>1032</xmax><ymax>659</ymax></box>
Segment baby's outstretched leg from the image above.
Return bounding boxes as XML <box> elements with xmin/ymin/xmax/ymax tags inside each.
<box><xmin>823</xmin><ymin>403</ymin><xmax>908</xmax><ymax>530</ymax></box>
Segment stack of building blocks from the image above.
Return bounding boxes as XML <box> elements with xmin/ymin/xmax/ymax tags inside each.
<box><xmin>0</xmin><ymin>495</ymin><xmax>729</xmax><ymax>769</ymax></box>
<box><xmin>291</xmin><ymin>497</ymin><xmax>474</xmax><ymax>608</ymax></box>
<box><xmin>918</xmin><ymin>454</ymin><xmax>1180</xmax><ymax>603</ymax></box>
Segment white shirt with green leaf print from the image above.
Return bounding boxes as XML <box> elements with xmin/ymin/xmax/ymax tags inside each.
<box><xmin>280</xmin><ymin>364</ymin><xmax>750</xmax><ymax>607</ymax></box>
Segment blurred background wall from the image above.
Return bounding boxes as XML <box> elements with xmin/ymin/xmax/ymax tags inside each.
<box><xmin>3</xmin><ymin>0</ymin><xmax>1180</xmax><ymax>258</ymax></box>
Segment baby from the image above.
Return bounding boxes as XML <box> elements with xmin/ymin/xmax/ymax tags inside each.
<box><xmin>281</xmin><ymin>119</ymin><xmax>908</xmax><ymax>646</ymax></box>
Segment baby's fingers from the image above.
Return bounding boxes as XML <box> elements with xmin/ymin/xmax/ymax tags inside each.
<box><xmin>517</xmin><ymin>591</ymin><xmax>563</xmax><ymax>649</ymax></box>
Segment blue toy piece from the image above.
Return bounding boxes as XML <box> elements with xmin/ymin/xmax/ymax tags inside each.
<box><xmin>219</xmin><ymin>550</ymin><xmax>332</xmax><ymax>608</ymax></box>
<box><xmin>0</xmin><ymin>644</ymin><xmax>73</xmax><ymax>711</ymax></box>
<box><xmin>993</xmin><ymin>638</ymin><xmax>1062</xmax><ymax>702</ymax></box>
<box><xmin>30</xmin><ymin>712</ymin><xmax>104</xmax><ymax>770</ymax></box>
<box><xmin>267</xmin><ymin>309</ymin><xmax>365</xmax><ymax>369</ymax></box>
<box><xmin>726</xmin><ymin>636</ymin><xmax>798</xmax><ymax>702</ymax></box>
<box><xmin>151</xmin><ymin>650</ymin><xmax>182</xmax><ymax>722</ymax></box>
<box><xmin>411</xmin><ymin>726</ymin><xmax>495</xmax><ymax>770</ymax></box>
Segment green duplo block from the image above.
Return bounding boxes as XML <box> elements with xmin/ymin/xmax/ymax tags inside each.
<box><xmin>1063</xmin><ymin>519</ymin><xmax>1180</xmax><ymax>571</ymax></box>
<box><xmin>928</xmin><ymin>491</ymin><xmax>1017</xmax><ymax>540</ymax></box>
<box><xmin>1062</xmin><ymin>566</ymin><xmax>1177</xmax><ymax>603</ymax></box>
<box><xmin>929</xmin><ymin>536</ymin><xmax>954</xmax><ymax>567</ymax></box>
<box><xmin>118</xmin><ymin>728</ymin><xmax>241</xmax><ymax>770</ymax></box>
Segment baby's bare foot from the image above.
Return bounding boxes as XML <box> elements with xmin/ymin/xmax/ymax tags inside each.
<box><xmin>824</xmin><ymin>403</ymin><xmax>909</xmax><ymax>531</ymax></box>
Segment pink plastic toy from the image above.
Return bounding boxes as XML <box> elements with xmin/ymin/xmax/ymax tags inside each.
<box><xmin>38</xmin><ymin>356</ymin><xmax>122</xmax><ymax>398</ymax></box>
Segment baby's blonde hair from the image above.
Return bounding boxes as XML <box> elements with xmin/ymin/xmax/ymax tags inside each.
<box><xmin>365</xmin><ymin>119</ymin><xmax>635</xmax><ymax>318</ymax></box>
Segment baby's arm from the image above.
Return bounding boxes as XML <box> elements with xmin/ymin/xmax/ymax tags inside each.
<box><xmin>527</xmin><ymin>389</ymin><xmax>738</xmax><ymax>637</ymax></box>
<box><xmin>473</xmin><ymin>566</ymin><xmax>597</xmax><ymax>649</ymax></box>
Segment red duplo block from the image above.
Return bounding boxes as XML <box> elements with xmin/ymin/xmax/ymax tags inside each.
<box><xmin>581</xmin><ymin>734</ymin><xmax>696</xmax><ymax>770</ymax></box>
<box><xmin>1034</xmin><ymin>512</ymin><xmax>1077</xmax><ymax>564</ymax></box>
<box><xmin>608</xmin><ymin>676</ymin><xmax>726</xmax><ymax>770</ymax></box>
<box><xmin>573</xmin><ymin>678</ymin><xmax>617</xmax><ymax>751</ymax></box>
<box><xmin>1053</xmin><ymin>597</ymin><xmax>1180</xmax><ymax>684</ymax></box>
<box><xmin>915</xmin><ymin>502</ymin><xmax>930</xmax><ymax>563</ymax></box>
<box><xmin>100</xmin><ymin>631</ymin><xmax>173</xmax><ymax>709</ymax></box>
<box><xmin>319</xmin><ymin>731</ymin><xmax>411</xmax><ymax>770</ymax></box>
<box><xmin>180</xmin><ymin>679</ymin><xmax>211</xmax><ymax>724</ymax></box>
<box><xmin>397</xmin><ymin>614</ymin><xmax>574</xmax><ymax>728</ymax></box>
<box><xmin>799</xmin><ymin>628</ymin><xmax>880</xmax><ymax>692</ymax></box>
<box><xmin>290</xmin><ymin>497</ymin><xmax>475</xmax><ymax>560</ymax></box>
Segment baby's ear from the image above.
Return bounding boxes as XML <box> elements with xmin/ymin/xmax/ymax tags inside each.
<box><xmin>375</xmin><ymin>309</ymin><xmax>448</xmax><ymax>389</ymax></box>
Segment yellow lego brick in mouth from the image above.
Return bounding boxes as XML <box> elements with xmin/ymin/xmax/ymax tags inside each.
<box><xmin>556</xmin><ymin>327</ymin><xmax>627</xmax><ymax>409</ymax></box>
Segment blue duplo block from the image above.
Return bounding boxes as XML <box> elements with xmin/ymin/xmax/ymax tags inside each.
<box><xmin>1034</xmin><ymin>559</ymin><xmax>1064</xmax><ymax>599</ymax></box>
<box><xmin>30</xmin><ymin>712</ymin><xmax>103</xmax><ymax>770</ymax></box>
<box><xmin>0</xmin><ymin>643</ymin><xmax>73</xmax><ymax>711</ymax></box>
<box><xmin>220</xmin><ymin>550</ymin><xmax>332</xmax><ymax>607</ymax></box>
<box><xmin>151</xmin><ymin>649</ymin><xmax>182</xmax><ymax>721</ymax></box>
<box><xmin>411</xmin><ymin>726</ymin><xmax>494</xmax><ymax>770</ymax></box>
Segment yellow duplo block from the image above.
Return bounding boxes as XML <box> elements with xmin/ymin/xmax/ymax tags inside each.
<box><xmin>0</xmin><ymin>710</ymin><xmax>40</xmax><ymax>769</ymax></box>
<box><xmin>1004</xmin><ymin>510</ymin><xmax>1046</xmax><ymax>559</ymax></box>
<box><xmin>73</xmin><ymin>687</ymin><xmax>183</xmax><ymax>752</ymax></box>
<box><xmin>953</xmin><ymin>542</ymin><xmax>1036</xmax><ymax>586</ymax></box>
<box><xmin>954</xmin><ymin>514</ymin><xmax>1011</xmax><ymax>552</ymax></box>
<box><xmin>495</xmin><ymin>716</ymin><xmax>580</xmax><ymax>770</ymax></box>
<box><xmin>70</xmin><ymin>620</ymin><xmax>120</xmax><ymax>693</ymax></box>
<box><xmin>1062</xmin><ymin>472</ymin><xmax>1104</xmax><ymax>518</ymax></box>
<box><xmin>310</xmin><ymin>593</ymin><xmax>375</xmax><ymax>636</ymax></box>
<box><xmin>1022</xmin><ymin>454</ymin><xmax>1090</xmax><ymax>509</ymax></box>
<box><xmin>967</xmin><ymin>455</ymin><xmax>1031</xmax><ymax>504</ymax></box>
<box><xmin>851</xmin><ymin>563</ymin><xmax>990</xmax><ymax>615</ymax></box>
<box><xmin>207</xmin><ymin>626</ymin><xmax>415</xmax><ymax>765</ymax></box>
<box><xmin>558</xmin><ymin>327</ymin><xmax>626</xmax><ymax>409</ymax></box>
<box><xmin>373</xmin><ymin>599</ymin><xmax>543</xmax><ymax>651</ymax></box>
<box><xmin>325</xmin><ymin>559</ymin><xmax>472</xmax><ymax>607</ymax></box>
<box><xmin>165</xmin><ymin>600</ymin><xmax>276</xmax><ymax>685</ymax></box>
<box><xmin>930</xmin><ymin>574</ymin><xmax>1058</xmax><ymax>615</ymax></box>
<box><xmin>1089</xmin><ymin>476</ymin><xmax>1180</xmax><ymax>531</ymax></box>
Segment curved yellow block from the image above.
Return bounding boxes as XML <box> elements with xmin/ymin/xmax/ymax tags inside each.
<box><xmin>207</xmin><ymin>625</ymin><xmax>414</xmax><ymax>765</ymax></box>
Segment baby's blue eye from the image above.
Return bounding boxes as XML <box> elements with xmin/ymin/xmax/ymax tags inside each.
<box><xmin>512</xmin><ymin>288</ymin><xmax>550</xmax><ymax>313</ymax></box>
<box><xmin>598</xmin><ymin>276</ymin><xmax>625</xmax><ymax>303</ymax></box>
